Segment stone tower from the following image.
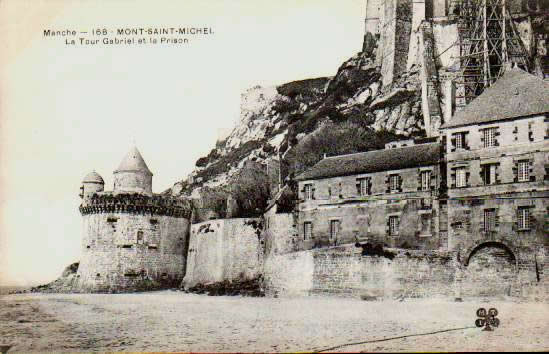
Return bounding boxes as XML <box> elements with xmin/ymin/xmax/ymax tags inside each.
<box><xmin>76</xmin><ymin>146</ymin><xmax>191</xmax><ymax>292</ymax></box>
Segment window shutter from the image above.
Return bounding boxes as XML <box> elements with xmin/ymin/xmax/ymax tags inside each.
<box><xmin>495</xmin><ymin>209</ymin><xmax>500</xmax><ymax>228</ymax></box>
<box><xmin>528</xmin><ymin>160</ymin><xmax>535</xmax><ymax>181</ymax></box>
<box><xmin>464</xmin><ymin>210</ymin><xmax>472</xmax><ymax>231</ymax></box>
<box><xmin>529</xmin><ymin>209</ymin><xmax>536</xmax><ymax>229</ymax></box>
<box><xmin>495</xmin><ymin>164</ymin><xmax>501</xmax><ymax>184</ymax></box>
<box><xmin>368</xmin><ymin>178</ymin><xmax>372</xmax><ymax>195</ymax></box>
<box><xmin>494</xmin><ymin>129</ymin><xmax>500</xmax><ymax>146</ymax></box>
<box><xmin>512</xmin><ymin>163</ymin><xmax>518</xmax><ymax>182</ymax></box>
<box><xmin>464</xmin><ymin>134</ymin><xmax>470</xmax><ymax>150</ymax></box>
<box><xmin>356</xmin><ymin>180</ymin><xmax>361</xmax><ymax>195</ymax></box>
<box><xmin>513</xmin><ymin>209</ymin><xmax>518</xmax><ymax>231</ymax></box>
<box><xmin>385</xmin><ymin>218</ymin><xmax>391</xmax><ymax>235</ymax></box>
<box><xmin>450</xmin><ymin>171</ymin><xmax>456</xmax><ymax>188</ymax></box>
<box><xmin>450</xmin><ymin>137</ymin><xmax>456</xmax><ymax>152</ymax></box>
<box><xmin>398</xmin><ymin>175</ymin><xmax>403</xmax><ymax>192</ymax></box>
<box><xmin>312</xmin><ymin>187</ymin><xmax>316</xmax><ymax>200</ymax></box>
<box><xmin>465</xmin><ymin>171</ymin><xmax>470</xmax><ymax>186</ymax></box>
<box><xmin>417</xmin><ymin>169</ymin><xmax>422</xmax><ymax>191</ymax></box>
<box><xmin>385</xmin><ymin>175</ymin><xmax>390</xmax><ymax>193</ymax></box>
<box><xmin>480</xmin><ymin>129</ymin><xmax>485</xmax><ymax>144</ymax></box>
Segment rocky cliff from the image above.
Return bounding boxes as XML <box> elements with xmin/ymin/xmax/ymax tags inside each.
<box><xmin>167</xmin><ymin>2</ymin><xmax>548</xmax><ymax>220</ymax></box>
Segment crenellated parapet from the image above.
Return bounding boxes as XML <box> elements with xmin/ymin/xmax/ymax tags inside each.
<box><xmin>79</xmin><ymin>192</ymin><xmax>192</xmax><ymax>218</ymax></box>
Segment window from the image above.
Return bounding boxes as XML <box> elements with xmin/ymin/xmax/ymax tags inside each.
<box><xmin>483</xmin><ymin>128</ymin><xmax>497</xmax><ymax>148</ymax></box>
<box><xmin>518</xmin><ymin>161</ymin><xmax>529</xmax><ymax>182</ymax></box>
<box><xmin>359</xmin><ymin>178</ymin><xmax>370</xmax><ymax>196</ymax></box>
<box><xmin>330</xmin><ymin>220</ymin><xmax>340</xmax><ymax>239</ymax></box>
<box><xmin>390</xmin><ymin>175</ymin><xmax>399</xmax><ymax>192</ymax></box>
<box><xmin>421</xmin><ymin>214</ymin><xmax>431</xmax><ymax>234</ymax></box>
<box><xmin>304</xmin><ymin>222</ymin><xmax>312</xmax><ymax>240</ymax></box>
<box><xmin>456</xmin><ymin>167</ymin><xmax>467</xmax><ymax>187</ymax></box>
<box><xmin>518</xmin><ymin>207</ymin><xmax>530</xmax><ymax>230</ymax></box>
<box><xmin>137</xmin><ymin>230</ymin><xmax>144</xmax><ymax>244</ymax></box>
<box><xmin>482</xmin><ymin>164</ymin><xmax>498</xmax><ymax>185</ymax></box>
<box><xmin>451</xmin><ymin>132</ymin><xmax>467</xmax><ymax>151</ymax></box>
<box><xmin>304</xmin><ymin>184</ymin><xmax>313</xmax><ymax>200</ymax></box>
<box><xmin>455</xmin><ymin>132</ymin><xmax>464</xmax><ymax>149</ymax></box>
<box><xmin>389</xmin><ymin>216</ymin><xmax>399</xmax><ymax>235</ymax></box>
<box><xmin>484</xmin><ymin>209</ymin><xmax>496</xmax><ymax>232</ymax></box>
<box><xmin>421</xmin><ymin>171</ymin><xmax>431</xmax><ymax>191</ymax></box>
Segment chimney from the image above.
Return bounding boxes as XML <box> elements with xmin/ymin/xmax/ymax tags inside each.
<box><xmin>444</xmin><ymin>79</ymin><xmax>455</xmax><ymax>124</ymax></box>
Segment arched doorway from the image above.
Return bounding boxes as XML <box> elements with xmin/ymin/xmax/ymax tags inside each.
<box><xmin>462</xmin><ymin>242</ymin><xmax>518</xmax><ymax>297</ymax></box>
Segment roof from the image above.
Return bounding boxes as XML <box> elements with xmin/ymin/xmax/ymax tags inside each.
<box><xmin>295</xmin><ymin>143</ymin><xmax>441</xmax><ymax>181</ymax></box>
<box><xmin>441</xmin><ymin>67</ymin><xmax>549</xmax><ymax>129</ymax></box>
<box><xmin>82</xmin><ymin>170</ymin><xmax>104</xmax><ymax>184</ymax></box>
<box><xmin>114</xmin><ymin>146</ymin><xmax>153</xmax><ymax>175</ymax></box>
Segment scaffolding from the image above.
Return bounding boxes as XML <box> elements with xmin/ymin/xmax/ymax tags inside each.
<box><xmin>450</xmin><ymin>0</ymin><xmax>531</xmax><ymax>103</ymax></box>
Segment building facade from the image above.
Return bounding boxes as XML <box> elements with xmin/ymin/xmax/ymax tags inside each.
<box><xmin>295</xmin><ymin>140</ymin><xmax>445</xmax><ymax>251</ymax></box>
<box><xmin>76</xmin><ymin>147</ymin><xmax>192</xmax><ymax>292</ymax></box>
<box><xmin>441</xmin><ymin>67</ymin><xmax>549</xmax><ymax>296</ymax></box>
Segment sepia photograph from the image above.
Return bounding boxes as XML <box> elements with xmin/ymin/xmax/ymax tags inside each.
<box><xmin>0</xmin><ymin>0</ymin><xmax>548</xmax><ymax>352</ymax></box>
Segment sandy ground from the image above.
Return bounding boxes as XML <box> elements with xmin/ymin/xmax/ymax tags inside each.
<box><xmin>0</xmin><ymin>291</ymin><xmax>547</xmax><ymax>352</ymax></box>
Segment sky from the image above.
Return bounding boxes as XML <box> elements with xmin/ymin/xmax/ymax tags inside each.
<box><xmin>0</xmin><ymin>0</ymin><xmax>365</xmax><ymax>286</ymax></box>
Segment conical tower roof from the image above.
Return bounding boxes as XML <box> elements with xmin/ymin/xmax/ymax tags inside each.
<box><xmin>115</xmin><ymin>146</ymin><xmax>153</xmax><ymax>176</ymax></box>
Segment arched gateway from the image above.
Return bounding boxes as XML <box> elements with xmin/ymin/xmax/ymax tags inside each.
<box><xmin>462</xmin><ymin>241</ymin><xmax>518</xmax><ymax>297</ymax></box>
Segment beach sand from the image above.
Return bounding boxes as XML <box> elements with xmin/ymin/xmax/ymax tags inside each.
<box><xmin>1</xmin><ymin>291</ymin><xmax>547</xmax><ymax>352</ymax></box>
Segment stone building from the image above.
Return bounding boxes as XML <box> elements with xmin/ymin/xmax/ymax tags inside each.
<box><xmin>76</xmin><ymin>147</ymin><xmax>192</xmax><ymax>292</ymax></box>
<box><xmin>441</xmin><ymin>67</ymin><xmax>549</xmax><ymax>296</ymax></box>
<box><xmin>295</xmin><ymin>139</ymin><xmax>445</xmax><ymax>251</ymax></box>
<box><xmin>287</xmin><ymin>67</ymin><xmax>548</xmax><ymax>299</ymax></box>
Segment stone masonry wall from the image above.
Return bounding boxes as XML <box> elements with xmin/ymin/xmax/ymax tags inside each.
<box><xmin>183</xmin><ymin>218</ymin><xmax>263</xmax><ymax>287</ymax></box>
<box><xmin>76</xmin><ymin>213</ymin><xmax>189</xmax><ymax>292</ymax></box>
<box><xmin>264</xmin><ymin>244</ymin><xmax>548</xmax><ymax>300</ymax></box>
<box><xmin>264</xmin><ymin>245</ymin><xmax>459</xmax><ymax>299</ymax></box>
<box><xmin>263</xmin><ymin>208</ymin><xmax>298</xmax><ymax>257</ymax></box>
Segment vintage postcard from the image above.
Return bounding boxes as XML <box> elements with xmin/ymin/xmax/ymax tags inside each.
<box><xmin>0</xmin><ymin>0</ymin><xmax>547</xmax><ymax>352</ymax></box>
